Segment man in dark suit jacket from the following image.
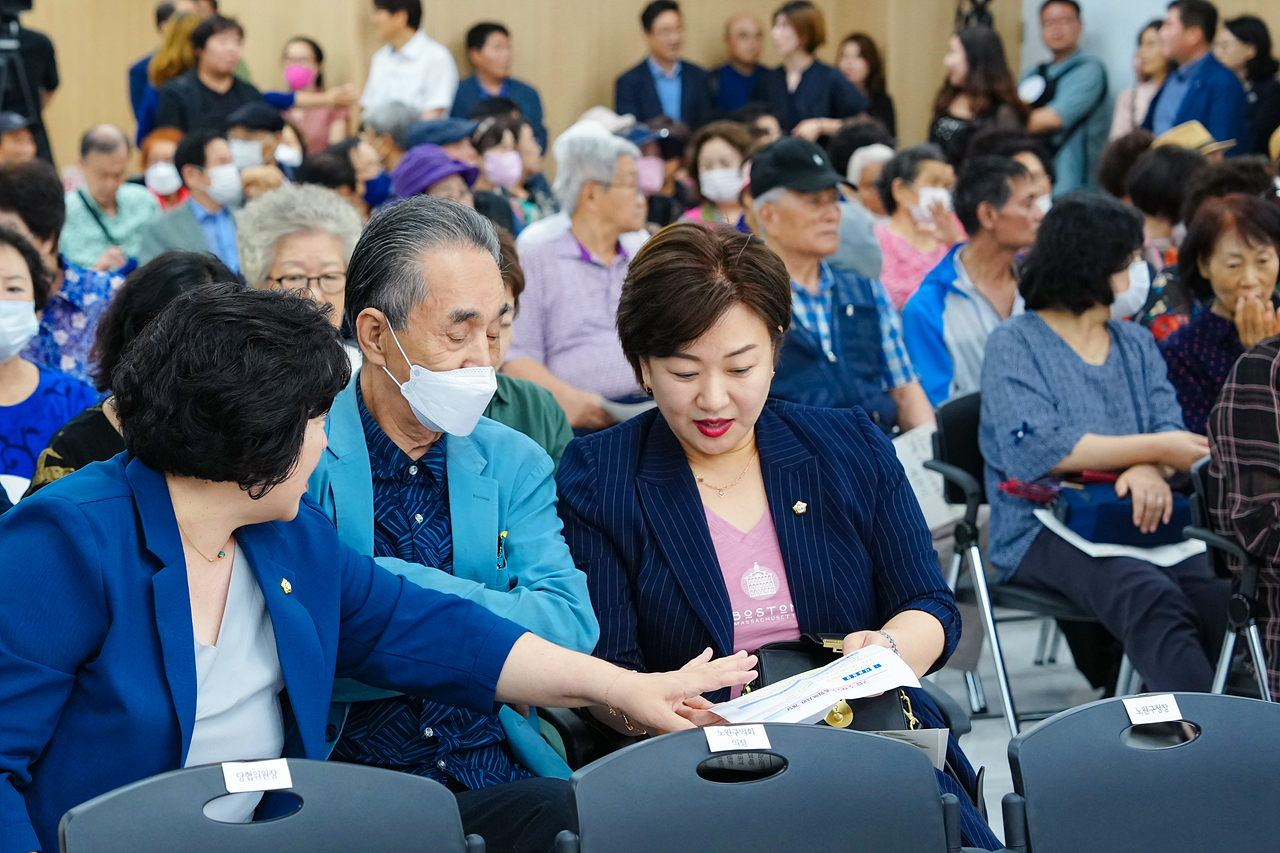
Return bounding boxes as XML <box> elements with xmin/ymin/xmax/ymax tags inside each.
<box><xmin>1143</xmin><ymin>0</ymin><xmax>1248</xmax><ymax>156</ymax></box>
<box><xmin>614</xmin><ymin>0</ymin><xmax>711</xmax><ymax>129</ymax></box>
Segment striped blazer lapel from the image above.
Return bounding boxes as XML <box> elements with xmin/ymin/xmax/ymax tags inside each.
<box><xmin>756</xmin><ymin>407</ymin><xmax>836</xmax><ymax>632</ymax></box>
<box><xmin>635</xmin><ymin>416</ymin><xmax>735</xmax><ymax>657</ymax></box>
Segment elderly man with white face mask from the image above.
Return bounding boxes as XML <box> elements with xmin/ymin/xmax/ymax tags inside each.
<box><xmin>306</xmin><ymin>195</ymin><xmax>599</xmax><ymax>853</ymax></box>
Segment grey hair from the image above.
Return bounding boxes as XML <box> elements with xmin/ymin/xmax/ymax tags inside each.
<box><xmin>362</xmin><ymin>101</ymin><xmax>419</xmax><ymax>153</ymax></box>
<box><xmin>236</xmin><ymin>183</ymin><xmax>365</xmax><ymax>288</ymax></box>
<box><xmin>344</xmin><ymin>195</ymin><xmax>501</xmax><ymax>330</ymax></box>
<box><xmin>753</xmin><ymin>186</ymin><xmax>789</xmax><ymax>207</ymax></box>
<box><xmin>551</xmin><ymin>127</ymin><xmax>641</xmax><ymax>216</ymax></box>
<box><xmin>80</xmin><ymin>124</ymin><xmax>129</xmax><ymax>159</ymax></box>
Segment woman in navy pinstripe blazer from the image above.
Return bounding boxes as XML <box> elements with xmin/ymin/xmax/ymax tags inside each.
<box><xmin>556</xmin><ymin>223</ymin><xmax>1001</xmax><ymax>849</ymax></box>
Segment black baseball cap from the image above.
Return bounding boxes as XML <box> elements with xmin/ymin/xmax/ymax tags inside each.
<box><xmin>226</xmin><ymin>101</ymin><xmax>285</xmax><ymax>133</ymax></box>
<box><xmin>749</xmin><ymin>137</ymin><xmax>849</xmax><ymax>197</ymax></box>
<box><xmin>0</xmin><ymin>112</ymin><xmax>29</xmax><ymax>135</ymax></box>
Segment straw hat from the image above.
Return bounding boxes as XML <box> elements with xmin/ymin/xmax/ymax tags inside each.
<box><xmin>1152</xmin><ymin>120</ymin><xmax>1235</xmax><ymax>157</ymax></box>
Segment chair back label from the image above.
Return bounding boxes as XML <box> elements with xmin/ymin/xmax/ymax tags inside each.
<box><xmin>1122</xmin><ymin>694</ymin><xmax>1183</xmax><ymax>725</ymax></box>
<box><xmin>705</xmin><ymin>725</ymin><xmax>771</xmax><ymax>752</ymax></box>
<box><xmin>222</xmin><ymin>759</ymin><xmax>293</xmax><ymax>793</ymax></box>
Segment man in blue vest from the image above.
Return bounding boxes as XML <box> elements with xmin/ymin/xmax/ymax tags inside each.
<box><xmin>753</xmin><ymin>137</ymin><xmax>935</xmax><ymax>433</ymax></box>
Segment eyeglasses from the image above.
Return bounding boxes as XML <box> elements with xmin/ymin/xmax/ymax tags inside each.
<box><xmin>267</xmin><ymin>272</ymin><xmax>347</xmax><ymax>294</ymax></box>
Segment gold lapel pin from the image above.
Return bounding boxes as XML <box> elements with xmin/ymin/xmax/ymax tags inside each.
<box><xmin>280</xmin><ymin>578</ymin><xmax>292</xmax><ymax>595</ymax></box>
<box><xmin>792</xmin><ymin>501</ymin><xmax>808</xmax><ymax>515</ymax></box>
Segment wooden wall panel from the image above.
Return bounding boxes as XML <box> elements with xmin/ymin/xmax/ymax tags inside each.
<box><xmin>28</xmin><ymin>0</ymin><xmax>1027</xmax><ymax>167</ymax></box>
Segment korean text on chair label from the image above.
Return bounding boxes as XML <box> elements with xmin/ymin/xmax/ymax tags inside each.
<box><xmin>221</xmin><ymin>759</ymin><xmax>293</xmax><ymax>793</ymax></box>
<box><xmin>705</xmin><ymin>724</ymin><xmax>771</xmax><ymax>752</ymax></box>
<box><xmin>1122</xmin><ymin>694</ymin><xmax>1183</xmax><ymax>725</ymax></box>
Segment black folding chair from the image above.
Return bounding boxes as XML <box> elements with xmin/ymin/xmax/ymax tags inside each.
<box><xmin>1183</xmin><ymin>456</ymin><xmax>1272</xmax><ymax>700</ymax></box>
<box><xmin>554</xmin><ymin>724</ymin><xmax>970</xmax><ymax>853</ymax></box>
<box><xmin>59</xmin><ymin>758</ymin><xmax>484</xmax><ymax>853</ymax></box>
<box><xmin>1002</xmin><ymin>693</ymin><xmax>1280</xmax><ymax>852</ymax></box>
<box><xmin>924</xmin><ymin>392</ymin><xmax>1136</xmax><ymax>736</ymax></box>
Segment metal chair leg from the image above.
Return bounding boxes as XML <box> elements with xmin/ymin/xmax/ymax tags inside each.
<box><xmin>1211</xmin><ymin>629</ymin><xmax>1238</xmax><ymax>694</ymax></box>
<box><xmin>968</xmin><ymin>542</ymin><xmax>1019</xmax><ymax>737</ymax></box>
<box><xmin>965</xmin><ymin>670</ymin><xmax>987</xmax><ymax>715</ymax></box>
<box><xmin>1046</xmin><ymin>624</ymin><xmax>1062</xmax><ymax>664</ymax></box>
<box><xmin>1033</xmin><ymin>621</ymin><xmax>1052</xmax><ymax>667</ymax></box>
<box><xmin>1117</xmin><ymin>655</ymin><xmax>1142</xmax><ymax>695</ymax></box>
<box><xmin>946</xmin><ymin>551</ymin><xmax>962</xmax><ymax>591</ymax></box>
<box><xmin>1246</xmin><ymin>622</ymin><xmax>1274</xmax><ymax>702</ymax></box>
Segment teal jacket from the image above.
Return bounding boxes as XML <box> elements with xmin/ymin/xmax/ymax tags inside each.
<box><xmin>308</xmin><ymin>373</ymin><xmax>599</xmax><ymax>779</ymax></box>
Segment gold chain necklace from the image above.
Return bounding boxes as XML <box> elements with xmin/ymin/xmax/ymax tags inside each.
<box><xmin>695</xmin><ymin>450</ymin><xmax>759</xmax><ymax>497</ymax></box>
<box><xmin>175</xmin><ymin>518</ymin><xmax>232</xmax><ymax>563</ymax></box>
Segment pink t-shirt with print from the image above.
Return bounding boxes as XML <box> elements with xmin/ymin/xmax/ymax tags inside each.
<box><xmin>875</xmin><ymin>223</ymin><xmax>952</xmax><ymax>309</ymax></box>
<box><xmin>705</xmin><ymin>506</ymin><xmax>801</xmax><ymax>698</ymax></box>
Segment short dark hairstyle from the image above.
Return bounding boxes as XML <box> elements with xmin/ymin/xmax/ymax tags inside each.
<box><xmin>79</xmin><ymin>125</ymin><xmax>129</xmax><ymax>160</ymax></box>
<box><xmin>0</xmin><ymin>224</ymin><xmax>51</xmax><ymax>310</ymax></box>
<box><xmin>1224</xmin><ymin>16</ymin><xmax>1280</xmax><ymax>83</ymax></box>
<box><xmin>112</xmin><ymin>283</ymin><xmax>350</xmax><ymax>498</ymax></box>
<box><xmin>641</xmin><ymin>0</ymin><xmax>680</xmax><ymax>33</ymax></box>
<box><xmin>964</xmin><ymin>126</ymin><xmax>1056</xmax><ymax>185</ymax></box>
<box><xmin>155</xmin><ymin>1</ymin><xmax>177</xmax><ymax>30</ymax></box>
<box><xmin>1039</xmin><ymin>0</ymin><xmax>1080</xmax><ymax>18</ymax></box>
<box><xmin>1096</xmin><ymin>129</ymin><xmax>1155</xmax><ymax>199</ymax></box>
<box><xmin>0</xmin><ymin>160</ymin><xmax>66</xmax><ymax>245</ymax></box>
<box><xmin>1126</xmin><ymin>145</ymin><xmax>1209</xmax><ymax>223</ymax></box>
<box><xmin>466</xmin><ymin>22</ymin><xmax>509</xmax><ymax>53</ymax></box>
<box><xmin>174</xmin><ymin>128</ymin><xmax>226</xmax><ymax>186</ymax></box>
<box><xmin>471</xmin><ymin>114</ymin><xmax>521</xmax><ymax>155</ymax></box>
<box><xmin>875</xmin><ymin>144</ymin><xmax>949</xmax><ymax>215</ymax></box>
<box><xmin>227</xmin><ymin>101</ymin><xmax>286</xmax><ymax>134</ymax></box>
<box><xmin>1181</xmin><ymin>156</ymin><xmax>1279</xmax><ymax>225</ymax></box>
<box><xmin>1178</xmin><ymin>194</ymin><xmax>1280</xmax><ymax>301</ymax></box>
<box><xmin>953</xmin><ymin>156</ymin><xmax>1029</xmax><ymax>235</ymax></box>
<box><xmin>89</xmin><ymin>251</ymin><xmax>236</xmax><ymax>393</ymax></box>
<box><xmin>295</xmin><ymin>148</ymin><xmax>357</xmax><ymax>192</ymax></box>
<box><xmin>617</xmin><ymin>222</ymin><xmax>791</xmax><ymax>384</ymax></box>
<box><xmin>374</xmin><ymin>0</ymin><xmax>422</xmax><ymax>31</ymax></box>
<box><xmin>495</xmin><ymin>228</ymin><xmax>524</xmax><ymax>313</ymax></box>
<box><xmin>190</xmin><ymin>14</ymin><xmax>244</xmax><ymax>51</ymax></box>
<box><xmin>826</xmin><ymin>117</ymin><xmax>894</xmax><ymax>178</ymax></box>
<box><xmin>774</xmin><ymin>1</ymin><xmax>826</xmax><ymax>54</ymax></box>
<box><xmin>730</xmin><ymin>102</ymin><xmax>778</xmax><ymax>139</ymax></box>
<box><xmin>284</xmin><ymin>37</ymin><xmax>326</xmax><ymax>87</ymax></box>
<box><xmin>1019</xmin><ymin>192</ymin><xmax>1145</xmax><ymax>313</ymax></box>
<box><xmin>469</xmin><ymin>97</ymin><xmax>521</xmax><ymax>122</ymax></box>
<box><xmin>1168</xmin><ymin>0</ymin><xmax>1217</xmax><ymax>43</ymax></box>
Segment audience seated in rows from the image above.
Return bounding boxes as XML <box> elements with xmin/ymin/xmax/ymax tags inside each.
<box><xmin>0</xmin><ymin>226</ymin><xmax>97</xmax><ymax>482</ymax></box>
<box><xmin>615</xmin><ymin>1</ymin><xmax>712</xmax><ymax>130</ymax></box>
<box><xmin>964</xmin><ymin>126</ymin><xmax>1056</xmax><ymax>209</ymax></box>
<box><xmin>753</xmin><ymin>137</ymin><xmax>933</xmax><ymax>432</ymax></box>
<box><xmin>362</xmin><ymin>100</ymin><xmax>418</xmax><ymax>173</ymax></box>
<box><xmin>0</xmin><ymin>160</ymin><xmax>125</xmax><ymax>384</ymax></box>
<box><xmin>452</xmin><ymin>22</ymin><xmax>547</xmax><ymax>151</ymax></box>
<box><xmin>140</xmin><ymin>127</ymin><xmax>189</xmax><ymax>211</ymax></box>
<box><xmin>680</xmin><ymin>120</ymin><xmax>753</xmax><ymax>231</ymax></box>
<box><xmin>1126</xmin><ymin>143</ymin><xmax>1209</xmax><ymax>271</ymax></box>
<box><xmin>1159</xmin><ymin>194</ymin><xmax>1280</xmax><ymax>434</ymax></box>
<box><xmin>555</xmin><ymin>222</ymin><xmax>1001</xmax><ymax>850</ymax></box>
<box><xmin>407</xmin><ymin>117</ymin><xmax>481</xmax><ymax>166</ymax></box>
<box><xmin>307</xmin><ymin>197</ymin><xmax>598</xmax><ymax>849</ymax></box>
<box><xmin>505</xmin><ymin>128</ymin><xmax>647</xmax><ymax>431</ymax></box>
<box><xmin>23</xmin><ymin>250</ymin><xmax>235</xmax><ymax>496</ymax></box>
<box><xmin>138</xmin><ymin>128</ymin><xmax>241</xmax><ymax>271</ymax></box>
<box><xmin>391</xmin><ymin>142</ymin><xmax>477</xmax><ymax>205</ymax></box>
<box><xmin>875</xmin><ymin>144</ymin><xmax>962</xmax><ymax>310</ymax></box>
<box><xmin>980</xmin><ymin>192</ymin><xmax>1229</xmax><ymax>692</ymax></box>
<box><xmin>62</xmin><ymin>125</ymin><xmax>160</xmax><ymax>272</ymax></box>
<box><xmin>904</xmin><ymin>156</ymin><xmax>1040</xmax><ymax>407</ymax></box>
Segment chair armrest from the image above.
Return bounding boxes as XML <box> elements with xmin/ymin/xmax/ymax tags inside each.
<box><xmin>922</xmin><ymin>680</ymin><xmax>971</xmax><ymax>738</ymax></box>
<box><xmin>1000</xmin><ymin>793</ymin><xmax>1028</xmax><ymax>853</ymax></box>
<box><xmin>1183</xmin><ymin>524</ymin><xmax>1264</xmax><ymax>598</ymax></box>
<box><xmin>923</xmin><ymin>459</ymin><xmax>982</xmax><ymax>520</ymax></box>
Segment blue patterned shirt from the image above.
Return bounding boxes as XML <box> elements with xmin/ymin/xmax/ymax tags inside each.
<box><xmin>790</xmin><ymin>263</ymin><xmax>917</xmax><ymax>391</ymax></box>
<box><xmin>21</xmin><ymin>258</ymin><xmax>124</xmax><ymax>386</ymax></box>
<box><xmin>329</xmin><ymin>385</ymin><xmax>528</xmax><ymax>791</ymax></box>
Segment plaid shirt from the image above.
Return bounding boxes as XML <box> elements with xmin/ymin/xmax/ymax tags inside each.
<box><xmin>789</xmin><ymin>263</ymin><xmax>917</xmax><ymax>391</ymax></box>
<box><xmin>1206</xmin><ymin>336</ymin><xmax>1280</xmax><ymax>697</ymax></box>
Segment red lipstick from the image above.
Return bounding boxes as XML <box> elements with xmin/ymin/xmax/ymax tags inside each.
<box><xmin>694</xmin><ymin>418</ymin><xmax>734</xmax><ymax>437</ymax></box>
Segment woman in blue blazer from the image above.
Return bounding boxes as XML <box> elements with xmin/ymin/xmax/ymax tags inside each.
<box><xmin>0</xmin><ymin>285</ymin><xmax>754</xmax><ymax>853</ymax></box>
<box><xmin>557</xmin><ymin>223</ymin><xmax>1000</xmax><ymax>849</ymax></box>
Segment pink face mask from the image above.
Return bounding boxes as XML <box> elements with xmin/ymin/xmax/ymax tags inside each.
<box><xmin>283</xmin><ymin>64</ymin><xmax>316</xmax><ymax>91</ymax></box>
<box><xmin>635</xmin><ymin>156</ymin><xmax>666</xmax><ymax>196</ymax></box>
<box><xmin>483</xmin><ymin>150</ymin><xmax>524</xmax><ymax>190</ymax></box>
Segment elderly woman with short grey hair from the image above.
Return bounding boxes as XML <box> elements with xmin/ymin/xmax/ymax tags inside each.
<box><xmin>237</xmin><ymin>183</ymin><xmax>364</xmax><ymax>334</ymax></box>
<box><xmin>504</xmin><ymin>125</ymin><xmax>648</xmax><ymax>432</ymax></box>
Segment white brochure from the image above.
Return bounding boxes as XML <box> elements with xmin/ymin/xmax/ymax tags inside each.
<box><xmin>711</xmin><ymin>644</ymin><xmax>921</xmax><ymax>725</ymax></box>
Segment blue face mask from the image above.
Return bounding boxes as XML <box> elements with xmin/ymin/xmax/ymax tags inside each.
<box><xmin>364</xmin><ymin>171</ymin><xmax>393</xmax><ymax>208</ymax></box>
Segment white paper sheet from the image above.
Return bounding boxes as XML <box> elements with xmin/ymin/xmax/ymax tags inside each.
<box><xmin>1033</xmin><ymin>508</ymin><xmax>1206</xmax><ymax>567</ymax></box>
<box><xmin>869</xmin><ymin>728</ymin><xmax>949</xmax><ymax>770</ymax></box>
<box><xmin>893</xmin><ymin>425</ymin><xmax>965</xmax><ymax>531</ymax></box>
<box><xmin>711</xmin><ymin>644</ymin><xmax>921</xmax><ymax>725</ymax></box>
<box><xmin>600</xmin><ymin>397</ymin><xmax>657</xmax><ymax>423</ymax></box>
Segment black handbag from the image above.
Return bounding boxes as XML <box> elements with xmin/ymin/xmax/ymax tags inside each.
<box><xmin>745</xmin><ymin>635</ymin><xmax>919</xmax><ymax>731</ymax></box>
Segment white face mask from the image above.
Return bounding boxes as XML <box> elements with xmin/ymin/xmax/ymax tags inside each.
<box><xmin>1035</xmin><ymin>193</ymin><xmax>1053</xmax><ymax>215</ymax></box>
<box><xmin>909</xmin><ymin>186</ymin><xmax>952</xmax><ymax>224</ymax></box>
<box><xmin>228</xmin><ymin>138</ymin><xmax>264</xmax><ymax>171</ymax></box>
<box><xmin>699</xmin><ymin>167</ymin><xmax>745</xmax><ymax>204</ymax></box>
<box><xmin>0</xmin><ymin>300</ymin><xmax>38</xmax><ymax>363</ymax></box>
<box><xmin>381</xmin><ymin>327</ymin><xmax>496</xmax><ymax>436</ymax></box>
<box><xmin>144</xmin><ymin>161</ymin><xmax>183</xmax><ymax>196</ymax></box>
<box><xmin>274</xmin><ymin>143</ymin><xmax>304</xmax><ymax>168</ymax></box>
<box><xmin>205</xmin><ymin>162</ymin><xmax>244</xmax><ymax>206</ymax></box>
<box><xmin>1111</xmin><ymin>260</ymin><xmax>1152</xmax><ymax>320</ymax></box>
